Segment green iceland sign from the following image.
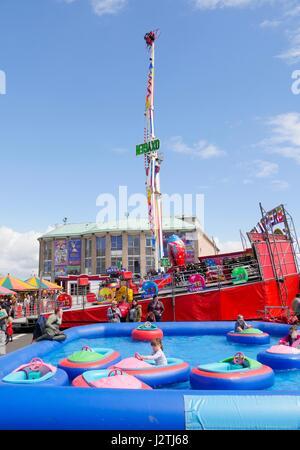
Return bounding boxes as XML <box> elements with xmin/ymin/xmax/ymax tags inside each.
<box><xmin>136</xmin><ymin>139</ymin><xmax>160</xmax><ymax>156</ymax></box>
<box><xmin>161</xmin><ymin>257</ymin><xmax>171</xmax><ymax>268</ymax></box>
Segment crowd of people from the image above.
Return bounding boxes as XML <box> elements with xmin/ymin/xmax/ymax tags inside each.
<box><xmin>0</xmin><ymin>293</ymin><xmax>55</xmax><ymax>320</ymax></box>
<box><xmin>107</xmin><ymin>294</ymin><xmax>165</xmax><ymax>323</ymax></box>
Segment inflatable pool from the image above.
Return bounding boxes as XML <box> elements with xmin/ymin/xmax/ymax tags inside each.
<box><xmin>257</xmin><ymin>345</ymin><xmax>300</xmax><ymax>370</ymax></box>
<box><xmin>2</xmin><ymin>358</ymin><xmax>68</xmax><ymax>386</ymax></box>
<box><xmin>58</xmin><ymin>346</ymin><xmax>121</xmax><ymax>380</ymax></box>
<box><xmin>227</xmin><ymin>328</ymin><xmax>270</xmax><ymax>345</ymax></box>
<box><xmin>2</xmin><ymin>321</ymin><xmax>300</xmax><ymax>430</ymax></box>
<box><xmin>111</xmin><ymin>355</ymin><xmax>190</xmax><ymax>387</ymax></box>
<box><xmin>131</xmin><ymin>322</ymin><xmax>164</xmax><ymax>341</ymax></box>
<box><xmin>72</xmin><ymin>368</ymin><xmax>152</xmax><ymax>390</ymax></box>
<box><xmin>190</xmin><ymin>352</ymin><xmax>274</xmax><ymax>390</ymax></box>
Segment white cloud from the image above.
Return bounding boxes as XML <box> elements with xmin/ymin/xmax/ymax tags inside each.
<box><xmin>112</xmin><ymin>147</ymin><xmax>129</xmax><ymax>155</ymax></box>
<box><xmin>253</xmin><ymin>160</ymin><xmax>279</xmax><ymax>178</ymax></box>
<box><xmin>262</xmin><ymin>112</ymin><xmax>300</xmax><ymax>164</ymax></box>
<box><xmin>91</xmin><ymin>0</ymin><xmax>127</xmax><ymax>15</ymax></box>
<box><xmin>239</xmin><ymin>160</ymin><xmax>278</xmax><ymax>182</ymax></box>
<box><xmin>270</xmin><ymin>180</ymin><xmax>289</xmax><ymax>190</ymax></box>
<box><xmin>62</xmin><ymin>0</ymin><xmax>127</xmax><ymax>16</ymax></box>
<box><xmin>167</xmin><ymin>136</ymin><xmax>226</xmax><ymax>159</ymax></box>
<box><xmin>285</xmin><ymin>5</ymin><xmax>300</xmax><ymax>18</ymax></box>
<box><xmin>277</xmin><ymin>28</ymin><xmax>300</xmax><ymax>63</ymax></box>
<box><xmin>193</xmin><ymin>0</ymin><xmax>274</xmax><ymax>10</ymax></box>
<box><xmin>214</xmin><ymin>238</ymin><xmax>243</xmax><ymax>253</ymax></box>
<box><xmin>260</xmin><ymin>19</ymin><xmax>281</xmax><ymax>28</ymax></box>
<box><xmin>0</xmin><ymin>227</ymin><xmax>41</xmax><ymax>279</ymax></box>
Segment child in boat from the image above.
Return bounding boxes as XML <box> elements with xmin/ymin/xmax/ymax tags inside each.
<box><xmin>234</xmin><ymin>314</ymin><xmax>252</xmax><ymax>333</ymax></box>
<box><xmin>279</xmin><ymin>326</ymin><xmax>300</xmax><ymax>347</ymax></box>
<box><xmin>138</xmin><ymin>338</ymin><xmax>168</xmax><ymax>366</ymax></box>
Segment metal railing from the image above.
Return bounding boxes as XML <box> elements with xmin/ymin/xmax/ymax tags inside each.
<box><xmin>13</xmin><ymin>300</ymin><xmax>56</xmax><ymax>321</ymax></box>
<box><xmin>168</xmin><ymin>257</ymin><xmax>261</xmax><ymax>291</ymax></box>
<box><xmin>15</xmin><ymin>257</ymin><xmax>262</xmax><ymax>319</ymax></box>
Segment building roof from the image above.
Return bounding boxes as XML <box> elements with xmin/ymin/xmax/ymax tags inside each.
<box><xmin>40</xmin><ymin>217</ymin><xmax>196</xmax><ymax>239</ymax></box>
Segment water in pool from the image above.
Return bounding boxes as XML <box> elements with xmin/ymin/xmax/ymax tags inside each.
<box><xmin>43</xmin><ymin>335</ymin><xmax>300</xmax><ymax>391</ymax></box>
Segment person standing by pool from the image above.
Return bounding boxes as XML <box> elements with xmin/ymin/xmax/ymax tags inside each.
<box><xmin>292</xmin><ymin>294</ymin><xmax>300</xmax><ymax>323</ymax></box>
<box><xmin>0</xmin><ymin>329</ymin><xmax>6</xmax><ymax>356</ymax></box>
<box><xmin>0</xmin><ymin>304</ymin><xmax>8</xmax><ymax>332</ymax></box>
<box><xmin>235</xmin><ymin>314</ymin><xmax>252</xmax><ymax>333</ymax></box>
<box><xmin>107</xmin><ymin>301</ymin><xmax>122</xmax><ymax>323</ymax></box>
<box><xmin>147</xmin><ymin>295</ymin><xmax>165</xmax><ymax>322</ymax></box>
<box><xmin>137</xmin><ymin>338</ymin><xmax>167</xmax><ymax>366</ymax></box>
<box><xmin>118</xmin><ymin>296</ymin><xmax>130</xmax><ymax>323</ymax></box>
<box><xmin>128</xmin><ymin>299</ymin><xmax>142</xmax><ymax>322</ymax></box>
<box><xmin>5</xmin><ymin>316</ymin><xmax>13</xmax><ymax>343</ymax></box>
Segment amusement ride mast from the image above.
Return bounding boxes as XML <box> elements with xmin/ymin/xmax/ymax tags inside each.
<box><xmin>136</xmin><ymin>31</ymin><xmax>164</xmax><ymax>271</ymax></box>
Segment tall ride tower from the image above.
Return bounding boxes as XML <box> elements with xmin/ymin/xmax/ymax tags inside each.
<box><xmin>136</xmin><ymin>30</ymin><xmax>164</xmax><ymax>271</ymax></box>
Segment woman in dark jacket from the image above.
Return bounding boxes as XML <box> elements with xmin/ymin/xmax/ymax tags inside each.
<box><xmin>147</xmin><ymin>295</ymin><xmax>165</xmax><ymax>322</ymax></box>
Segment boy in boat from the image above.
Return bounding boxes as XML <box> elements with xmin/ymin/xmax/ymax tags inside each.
<box><xmin>234</xmin><ymin>314</ymin><xmax>252</xmax><ymax>333</ymax></box>
<box><xmin>279</xmin><ymin>326</ymin><xmax>300</xmax><ymax>347</ymax></box>
<box><xmin>138</xmin><ymin>338</ymin><xmax>167</xmax><ymax>366</ymax></box>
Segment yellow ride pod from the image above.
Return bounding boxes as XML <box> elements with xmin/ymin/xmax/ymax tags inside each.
<box><xmin>99</xmin><ymin>288</ymin><xmax>113</xmax><ymax>302</ymax></box>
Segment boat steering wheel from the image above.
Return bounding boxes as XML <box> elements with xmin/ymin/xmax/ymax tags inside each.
<box><xmin>82</xmin><ymin>346</ymin><xmax>93</xmax><ymax>352</ymax></box>
<box><xmin>144</xmin><ymin>322</ymin><xmax>152</xmax><ymax>329</ymax></box>
<box><xmin>30</xmin><ymin>358</ymin><xmax>43</xmax><ymax>372</ymax></box>
<box><xmin>135</xmin><ymin>352</ymin><xmax>143</xmax><ymax>361</ymax></box>
<box><xmin>233</xmin><ymin>352</ymin><xmax>245</xmax><ymax>365</ymax></box>
<box><xmin>108</xmin><ymin>368</ymin><xmax>124</xmax><ymax>377</ymax></box>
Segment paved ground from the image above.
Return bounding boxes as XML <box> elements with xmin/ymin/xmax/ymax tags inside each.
<box><xmin>4</xmin><ymin>333</ymin><xmax>33</xmax><ymax>354</ymax></box>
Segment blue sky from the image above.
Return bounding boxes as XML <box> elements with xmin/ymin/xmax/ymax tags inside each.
<box><xmin>0</xmin><ymin>0</ymin><xmax>299</xmax><ymax>275</ymax></box>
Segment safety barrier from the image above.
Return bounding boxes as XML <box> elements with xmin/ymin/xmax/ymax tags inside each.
<box><xmin>0</xmin><ymin>321</ymin><xmax>297</xmax><ymax>430</ymax></box>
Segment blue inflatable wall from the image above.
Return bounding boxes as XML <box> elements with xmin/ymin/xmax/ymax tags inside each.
<box><xmin>0</xmin><ymin>321</ymin><xmax>297</xmax><ymax>430</ymax></box>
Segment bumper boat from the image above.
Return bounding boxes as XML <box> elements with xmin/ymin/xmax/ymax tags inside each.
<box><xmin>2</xmin><ymin>358</ymin><xmax>68</xmax><ymax>386</ymax></box>
<box><xmin>72</xmin><ymin>368</ymin><xmax>152</xmax><ymax>389</ymax></box>
<box><xmin>131</xmin><ymin>322</ymin><xmax>163</xmax><ymax>341</ymax></box>
<box><xmin>58</xmin><ymin>346</ymin><xmax>121</xmax><ymax>380</ymax></box>
<box><xmin>257</xmin><ymin>345</ymin><xmax>300</xmax><ymax>370</ymax></box>
<box><xmin>190</xmin><ymin>352</ymin><xmax>274</xmax><ymax>390</ymax></box>
<box><xmin>110</xmin><ymin>354</ymin><xmax>190</xmax><ymax>387</ymax></box>
<box><xmin>227</xmin><ymin>328</ymin><xmax>270</xmax><ymax>345</ymax></box>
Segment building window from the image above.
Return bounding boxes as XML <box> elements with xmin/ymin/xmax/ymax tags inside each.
<box><xmin>96</xmin><ymin>237</ymin><xmax>106</xmax><ymax>274</ymax></box>
<box><xmin>85</xmin><ymin>239</ymin><xmax>92</xmax><ymax>274</ymax></box>
<box><xmin>43</xmin><ymin>260</ymin><xmax>52</xmax><ymax>276</ymax></box>
<box><xmin>128</xmin><ymin>257</ymin><xmax>140</xmax><ymax>274</ymax></box>
<box><xmin>146</xmin><ymin>256</ymin><xmax>155</xmax><ymax>274</ymax></box>
<box><xmin>146</xmin><ymin>236</ymin><xmax>154</xmax><ymax>256</ymax></box>
<box><xmin>128</xmin><ymin>235</ymin><xmax>140</xmax><ymax>274</ymax></box>
<box><xmin>96</xmin><ymin>258</ymin><xmax>106</xmax><ymax>275</ymax></box>
<box><xmin>111</xmin><ymin>235</ymin><xmax>122</xmax><ymax>251</ymax></box>
<box><xmin>96</xmin><ymin>237</ymin><xmax>106</xmax><ymax>257</ymax></box>
<box><xmin>43</xmin><ymin>241</ymin><xmax>52</xmax><ymax>276</ymax></box>
<box><xmin>111</xmin><ymin>256</ymin><xmax>123</xmax><ymax>269</ymax></box>
<box><xmin>128</xmin><ymin>235</ymin><xmax>140</xmax><ymax>256</ymax></box>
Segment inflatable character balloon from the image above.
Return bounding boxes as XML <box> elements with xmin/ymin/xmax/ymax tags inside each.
<box><xmin>167</xmin><ymin>235</ymin><xmax>186</xmax><ymax>267</ymax></box>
